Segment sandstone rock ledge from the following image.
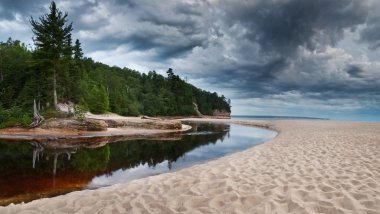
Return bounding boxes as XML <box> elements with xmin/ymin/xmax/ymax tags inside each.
<box><xmin>85</xmin><ymin>113</ymin><xmax>182</xmax><ymax>130</ymax></box>
<box><xmin>38</xmin><ymin>116</ymin><xmax>182</xmax><ymax>131</ymax></box>
<box><xmin>102</xmin><ymin>118</ymin><xmax>182</xmax><ymax>130</ymax></box>
<box><xmin>40</xmin><ymin>118</ymin><xmax>108</xmax><ymax>131</ymax></box>
<box><xmin>0</xmin><ymin>113</ymin><xmax>188</xmax><ymax>144</ymax></box>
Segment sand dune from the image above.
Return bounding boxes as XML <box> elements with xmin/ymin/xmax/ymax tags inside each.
<box><xmin>1</xmin><ymin>120</ymin><xmax>380</xmax><ymax>214</ymax></box>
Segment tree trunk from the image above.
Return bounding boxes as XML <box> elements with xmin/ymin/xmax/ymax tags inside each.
<box><xmin>30</xmin><ymin>99</ymin><xmax>44</xmax><ymax>127</ymax></box>
<box><xmin>33</xmin><ymin>99</ymin><xmax>38</xmax><ymax>118</ymax></box>
<box><xmin>53</xmin><ymin>69</ymin><xmax>58</xmax><ymax>110</ymax></box>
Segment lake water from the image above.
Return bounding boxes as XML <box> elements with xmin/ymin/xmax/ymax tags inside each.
<box><xmin>232</xmin><ymin>115</ymin><xmax>329</xmax><ymax>120</ymax></box>
<box><xmin>0</xmin><ymin>122</ymin><xmax>276</xmax><ymax>206</ymax></box>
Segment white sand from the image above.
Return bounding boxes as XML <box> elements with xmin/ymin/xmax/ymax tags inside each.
<box><xmin>1</xmin><ymin>120</ymin><xmax>380</xmax><ymax>214</ymax></box>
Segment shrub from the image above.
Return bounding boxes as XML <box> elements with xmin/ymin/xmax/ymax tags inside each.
<box><xmin>42</xmin><ymin>109</ymin><xmax>66</xmax><ymax>118</ymax></box>
<box><xmin>74</xmin><ymin>104</ymin><xmax>87</xmax><ymax>120</ymax></box>
<box><xmin>0</xmin><ymin>107</ymin><xmax>32</xmax><ymax>128</ymax></box>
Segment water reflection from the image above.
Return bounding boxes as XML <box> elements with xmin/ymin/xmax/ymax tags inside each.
<box><xmin>0</xmin><ymin>122</ymin><xmax>276</xmax><ymax>205</ymax></box>
<box><xmin>31</xmin><ymin>142</ymin><xmax>78</xmax><ymax>175</ymax></box>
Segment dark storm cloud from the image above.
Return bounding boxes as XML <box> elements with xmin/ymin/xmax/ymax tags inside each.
<box><xmin>1</xmin><ymin>0</ymin><xmax>380</xmax><ymax>115</ymax></box>
<box><xmin>0</xmin><ymin>0</ymin><xmax>46</xmax><ymax>19</ymax></box>
<box><xmin>128</xmin><ymin>2</ymin><xmax>207</xmax><ymax>58</ymax></box>
<box><xmin>70</xmin><ymin>0</ymin><xmax>209</xmax><ymax>60</ymax></box>
<box><xmin>221</xmin><ymin>0</ymin><xmax>368</xmax><ymax>56</ymax></box>
<box><xmin>186</xmin><ymin>58</ymin><xmax>290</xmax><ymax>98</ymax></box>
<box><xmin>346</xmin><ymin>65</ymin><xmax>365</xmax><ymax>78</ymax></box>
<box><xmin>188</xmin><ymin>0</ymin><xmax>380</xmax><ymax>107</ymax></box>
<box><xmin>360</xmin><ymin>15</ymin><xmax>380</xmax><ymax>50</ymax></box>
<box><xmin>110</xmin><ymin>0</ymin><xmax>139</xmax><ymax>8</ymax></box>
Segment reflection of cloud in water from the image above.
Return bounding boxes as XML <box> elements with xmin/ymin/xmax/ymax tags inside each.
<box><xmin>88</xmin><ymin>124</ymin><xmax>276</xmax><ymax>189</ymax></box>
<box><xmin>89</xmin><ymin>161</ymin><xmax>170</xmax><ymax>188</ymax></box>
<box><xmin>231</xmin><ymin>125</ymin><xmax>276</xmax><ymax>140</ymax></box>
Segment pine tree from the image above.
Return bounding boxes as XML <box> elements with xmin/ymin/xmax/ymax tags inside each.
<box><xmin>30</xmin><ymin>1</ymin><xmax>73</xmax><ymax>109</ymax></box>
<box><xmin>74</xmin><ymin>39</ymin><xmax>83</xmax><ymax>61</ymax></box>
<box><xmin>86</xmin><ymin>85</ymin><xmax>109</xmax><ymax>114</ymax></box>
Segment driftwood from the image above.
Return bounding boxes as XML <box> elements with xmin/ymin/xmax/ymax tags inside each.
<box><xmin>30</xmin><ymin>99</ymin><xmax>44</xmax><ymax>127</ymax></box>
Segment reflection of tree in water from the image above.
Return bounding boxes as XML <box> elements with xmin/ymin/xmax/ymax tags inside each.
<box><xmin>0</xmin><ymin>123</ymin><xmax>229</xmax><ymax>176</ymax></box>
<box><xmin>0</xmin><ymin>122</ymin><xmax>229</xmax><ymax>204</ymax></box>
<box><xmin>28</xmin><ymin>142</ymin><xmax>110</xmax><ymax>176</ymax></box>
<box><xmin>0</xmin><ymin>141</ymin><xmax>111</xmax><ymax>200</ymax></box>
<box><xmin>31</xmin><ymin>142</ymin><xmax>78</xmax><ymax>175</ymax></box>
<box><xmin>106</xmin><ymin>122</ymin><xmax>230</xmax><ymax>172</ymax></box>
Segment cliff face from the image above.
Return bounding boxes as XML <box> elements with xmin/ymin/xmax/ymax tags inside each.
<box><xmin>212</xmin><ymin>109</ymin><xmax>231</xmax><ymax>118</ymax></box>
<box><xmin>193</xmin><ymin>102</ymin><xmax>230</xmax><ymax>118</ymax></box>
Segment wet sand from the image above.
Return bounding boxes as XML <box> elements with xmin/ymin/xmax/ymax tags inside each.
<box><xmin>1</xmin><ymin>120</ymin><xmax>380</xmax><ymax>214</ymax></box>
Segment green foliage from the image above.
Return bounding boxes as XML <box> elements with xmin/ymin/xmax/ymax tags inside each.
<box><xmin>0</xmin><ymin>38</ymin><xmax>32</xmax><ymax>109</ymax></box>
<box><xmin>74</xmin><ymin>104</ymin><xmax>87</xmax><ymax>120</ymax></box>
<box><xmin>85</xmin><ymin>85</ymin><xmax>109</xmax><ymax>114</ymax></box>
<box><xmin>20</xmin><ymin>114</ymin><xmax>32</xmax><ymax>127</ymax></box>
<box><xmin>0</xmin><ymin>107</ymin><xmax>32</xmax><ymax>128</ymax></box>
<box><xmin>71</xmin><ymin>145</ymin><xmax>110</xmax><ymax>172</ymax></box>
<box><xmin>42</xmin><ymin>109</ymin><xmax>66</xmax><ymax>118</ymax></box>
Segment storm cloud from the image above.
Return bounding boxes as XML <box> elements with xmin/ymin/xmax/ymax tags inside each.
<box><xmin>1</xmin><ymin>0</ymin><xmax>379</xmax><ymax>120</ymax></box>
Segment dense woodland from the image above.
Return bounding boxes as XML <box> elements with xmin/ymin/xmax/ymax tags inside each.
<box><xmin>0</xmin><ymin>2</ymin><xmax>230</xmax><ymax>127</ymax></box>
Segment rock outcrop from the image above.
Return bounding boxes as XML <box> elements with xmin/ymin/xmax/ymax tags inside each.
<box><xmin>212</xmin><ymin>109</ymin><xmax>231</xmax><ymax>118</ymax></box>
<box><xmin>103</xmin><ymin>118</ymin><xmax>182</xmax><ymax>130</ymax></box>
<box><xmin>40</xmin><ymin>118</ymin><xmax>108</xmax><ymax>131</ymax></box>
<box><xmin>38</xmin><ymin>113</ymin><xmax>183</xmax><ymax>132</ymax></box>
<box><xmin>56</xmin><ymin>102</ymin><xmax>75</xmax><ymax>115</ymax></box>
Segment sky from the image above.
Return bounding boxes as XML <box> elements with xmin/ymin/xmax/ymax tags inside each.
<box><xmin>1</xmin><ymin>0</ymin><xmax>380</xmax><ymax>121</ymax></box>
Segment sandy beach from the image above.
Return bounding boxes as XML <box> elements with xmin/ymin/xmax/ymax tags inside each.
<box><xmin>1</xmin><ymin>119</ymin><xmax>380</xmax><ymax>214</ymax></box>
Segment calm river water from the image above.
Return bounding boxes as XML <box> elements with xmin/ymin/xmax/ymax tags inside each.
<box><xmin>0</xmin><ymin>122</ymin><xmax>276</xmax><ymax>205</ymax></box>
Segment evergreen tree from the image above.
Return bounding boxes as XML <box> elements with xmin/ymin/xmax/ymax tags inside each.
<box><xmin>74</xmin><ymin>39</ymin><xmax>83</xmax><ymax>60</ymax></box>
<box><xmin>64</xmin><ymin>39</ymin><xmax>83</xmax><ymax>102</ymax></box>
<box><xmin>30</xmin><ymin>1</ymin><xmax>73</xmax><ymax>109</ymax></box>
<box><xmin>0</xmin><ymin>38</ymin><xmax>32</xmax><ymax>108</ymax></box>
<box><xmin>86</xmin><ymin>85</ymin><xmax>109</xmax><ymax>114</ymax></box>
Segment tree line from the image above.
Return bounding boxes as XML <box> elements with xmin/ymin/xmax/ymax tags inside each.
<box><xmin>0</xmin><ymin>1</ymin><xmax>230</xmax><ymax>127</ymax></box>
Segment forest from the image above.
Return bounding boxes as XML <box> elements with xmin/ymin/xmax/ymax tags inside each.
<box><xmin>0</xmin><ymin>2</ymin><xmax>230</xmax><ymax>128</ymax></box>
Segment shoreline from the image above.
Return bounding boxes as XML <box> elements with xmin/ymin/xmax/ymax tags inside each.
<box><xmin>1</xmin><ymin>119</ymin><xmax>380</xmax><ymax>213</ymax></box>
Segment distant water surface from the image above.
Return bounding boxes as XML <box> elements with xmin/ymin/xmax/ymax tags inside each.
<box><xmin>232</xmin><ymin>115</ymin><xmax>329</xmax><ymax>120</ymax></box>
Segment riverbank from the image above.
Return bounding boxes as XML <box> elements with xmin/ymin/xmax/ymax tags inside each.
<box><xmin>1</xmin><ymin>119</ymin><xmax>380</xmax><ymax>213</ymax></box>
